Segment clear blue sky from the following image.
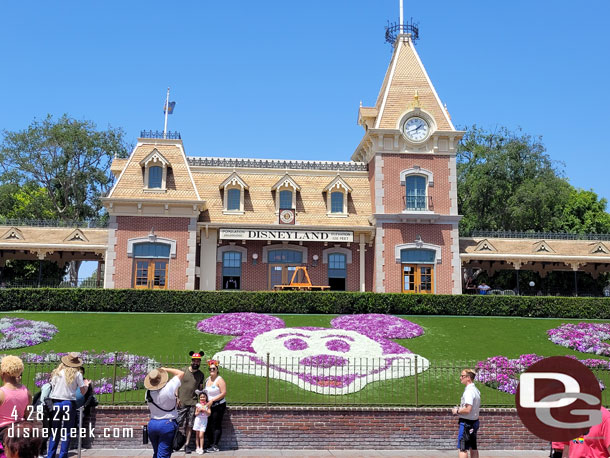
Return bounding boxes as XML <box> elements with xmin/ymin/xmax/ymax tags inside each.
<box><xmin>2</xmin><ymin>1</ymin><xmax>609</xmax><ymax>197</ymax></box>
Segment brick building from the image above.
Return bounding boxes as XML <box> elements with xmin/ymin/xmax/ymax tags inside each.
<box><xmin>102</xmin><ymin>32</ymin><xmax>462</xmax><ymax>294</ymax></box>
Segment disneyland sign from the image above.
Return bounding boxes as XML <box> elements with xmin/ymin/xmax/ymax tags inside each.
<box><xmin>220</xmin><ymin>228</ymin><xmax>353</xmax><ymax>243</ymax></box>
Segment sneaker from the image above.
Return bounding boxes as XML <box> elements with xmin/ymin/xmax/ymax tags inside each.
<box><xmin>205</xmin><ymin>447</ymin><xmax>215</xmax><ymax>453</ymax></box>
<box><xmin>211</xmin><ymin>446</ymin><xmax>219</xmax><ymax>452</ymax></box>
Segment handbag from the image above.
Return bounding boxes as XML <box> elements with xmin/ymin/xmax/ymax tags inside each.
<box><xmin>172</xmin><ymin>428</ymin><xmax>186</xmax><ymax>451</ymax></box>
<box><xmin>146</xmin><ymin>390</ymin><xmax>186</xmax><ymax>452</ymax></box>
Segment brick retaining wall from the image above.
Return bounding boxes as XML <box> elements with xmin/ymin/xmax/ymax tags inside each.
<box><xmin>79</xmin><ymin>406</ymin><xmax>548</xmax><ymax>450</ymax></box>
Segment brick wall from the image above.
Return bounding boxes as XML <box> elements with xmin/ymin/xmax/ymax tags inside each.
<box><xmin>382</xmin><ymin>223</ymin><xmax>454</xmax><ymax>294</ymax></box>
<box><xmin>112</xmin><ymin>216</ymin><xmax>191</xmax><ymax>289</ymax></box>
<box><xmin>380</xmin><ymin>154</ymin><xmax>452</xmax><ymax>215</ymax></box>
<box><xmin>82</xmin><ymin>406</ymin><xmax>548</xmax><ymax>450</ymax></box>
<box><xmin>215</xmin><ymin>241</ymin><xmax>374</xmax><ymax>292</ymax></box>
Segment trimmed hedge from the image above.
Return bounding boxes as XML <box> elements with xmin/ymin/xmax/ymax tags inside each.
<box><xmin>0</xmin><ymin>289</ymin><xmax>609</xmax><ymax>318</ymax></box>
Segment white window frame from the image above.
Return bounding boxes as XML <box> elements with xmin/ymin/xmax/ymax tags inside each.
<box><xmin>400</xmin><ymin>167</ymin><xmax>434</xmax><ymax>213</ymax></box>
<box><xmin>324</xmin><ymin>176</ymin><xmax>352</xmax><ymax>217</ymax></box>
<box><xmin>216</xmin><ymin>243</ymin><xmax>248</xmax><ymax>262</ymax></box>
<box><xmin>140</xmin><ymin>149</ymin><xmax>170</xmax><ymax>192</ymax></box>
<box><xmin>127</xmin><ymin>235</ymin><xmax>177</xmax><ymax>259</ymax></box>
<box><xmin>394</xmin><ymin>242</ymin><xmax>442</xmax><ymax>264</ymax></box>
<box><xmin>220</xmin><ymin>173</ymin><xmax>248</xmax><ymax>215</ymax></box>
<box><xmin>272</xmin><ymin>175</ymin><xmax>300</xmax><ymax>213</ymax></box>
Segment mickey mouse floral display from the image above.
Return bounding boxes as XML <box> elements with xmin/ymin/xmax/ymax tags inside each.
<box><xmin>197</xmin><ymin>313</ymin><xmax>429</xmax><ymax>394</ymax></box>
<box><xmin>0</xmin><ymin>317</ymin><xmax>58</xmax><ymax>349</ymax></box>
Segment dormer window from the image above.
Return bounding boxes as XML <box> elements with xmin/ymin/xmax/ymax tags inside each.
<box><xmin>324</xmin><ymin>175</ymin><xmax>352</xmax><ymax>216</ymax></box>
<box><xmin>272</xmin><ymin>174</ymin><xmax>300</xmax><ymax>212</ymax></box>
<box><xmin>140</xmin><ymin>149</ymin><xmax>170</xmax><ymax>192</ymax></box>
<box><xmin>331</xmin><ymin>192</ymin><xmax>344</xmax><ymax>213</ymax></box>
<box><xmin>227</xmin><ymin>188</ymin><xmax>241</xmax><ymax>211</ymax></box>
<box><xmin>279</xmin><ymin>190</ymin><xmax>293</xmax><ymax>209</ymax></box>
<box><xmin>220</xmin><ymin>172</ymin><xmax>248</xmax><ymax>214</ymax></box>
<box><xmin>149</xmin><ymin>166</ymin><xmax>163</xmax><ymax>188</ymax></box>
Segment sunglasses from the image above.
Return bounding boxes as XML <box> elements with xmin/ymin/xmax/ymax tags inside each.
<box><xmin>209</xmin><ymin>367</ymin><xmax>218</xmax><ymax>371</ymax></box>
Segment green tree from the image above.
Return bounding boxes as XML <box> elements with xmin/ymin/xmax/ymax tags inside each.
<box><xmin>0</xmin><ymin>183</ymin><xmax>56</xmax><ymax>220</ymax></box>
<box><xmin>0</xmin><ymin>114</ymin><xmax>129</xmax><ymax>220</ymax></box>
<box><xmin>557</xmin><ymin>189</ymin><xmax>610</xmax><ymax>234</ymax></box>
<box><xmin>0</xmin><ymin>115</ymin><xmax>130</xmax><ymax>283</ymax></box>
<box><xmin>457</xmin><ymin>126</ymin><xmax>572</xmax><ymax>233</ymax></box>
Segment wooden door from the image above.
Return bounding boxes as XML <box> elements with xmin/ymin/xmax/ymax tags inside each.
<box><xmin>402</xmin><ymin>264</ymin><xmax>434</xmax><ymax>294</ymax></box>
<box><xmin>133</xmin><ymin>260</ymin><xmax>168</xmax><ymax>289</ymax></box>
<box><xmin>268</xmin><ymin>265</ymin><xmax>299</xmax><ymax>289</ymax></box>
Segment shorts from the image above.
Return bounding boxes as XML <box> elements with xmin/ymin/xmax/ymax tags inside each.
<box><xmin>457</xmin><ymin>419</ymin><xmax>479</xmax><ymax>451</ymax></box>
<box><xmin>193</xmin><ymin>415</ymin><xmax>208</xmax><ymax>432</ymax></box>
<box><xmin>177</xmin><ymin>405</ymin><xmax>196</xmax><ymax>428</ymax></box>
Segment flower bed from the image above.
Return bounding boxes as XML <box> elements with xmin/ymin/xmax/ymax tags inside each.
<box><xmin>19</xmin><ymin>351</ymin><xmax>157</xmax><ymax>395</ymax></box>
<box><xmin>0</xmin><ymin>317</ymin><xmax>58</xmax><ymax>349</ymax></box>
<box><xmin>198</xmin><ymin>312</ymin><xmax>429</xmax><ymax>394</ymax></box>
<box><xmin>476</xmin><ymin>353</ymin><xmax>610</xmax><ymax>394</ymax></box>
<box><xmin>548</xmin><ymin>323</ymin><xmax>610</xmax><ymax>356</ymax></box>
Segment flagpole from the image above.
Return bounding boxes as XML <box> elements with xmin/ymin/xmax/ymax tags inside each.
<box><xmin>163</xmin><ymin>87</ymin><xmax>170</xmax><ymax>139</ymax></box>
<box><xmin>399</xmin><ymin>0</ymin><xmax>404</xmax><ymax>33</ymax></box>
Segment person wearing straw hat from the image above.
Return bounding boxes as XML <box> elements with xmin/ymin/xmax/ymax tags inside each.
<box><xmin>145</xmin><ymin>367</ymin><xmax>185</xmax><ymax>458</ymax></box>
<box><xmin>46</xmin><ymin>352</ymin><xmax>90</xmax><ymax>458</ymax></box>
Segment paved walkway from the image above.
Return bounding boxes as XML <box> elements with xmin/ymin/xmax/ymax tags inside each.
<box><xmin>75</xmin><ymin>450</ymin><xmax>551</xmax><ymax>457</ymax></box>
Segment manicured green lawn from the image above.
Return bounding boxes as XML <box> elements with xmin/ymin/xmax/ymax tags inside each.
<box><xmin>3</xmin><ymin>312</ymin><xmax>608</xmax><ymax>407</ymax></box>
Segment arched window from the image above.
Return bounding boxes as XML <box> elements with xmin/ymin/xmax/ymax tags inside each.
<box><xmin>226</xmin><ymin>188</ymin><xmax>241</xmax><ymax>211</ymax></box>
<box><xmin>268</xmin><ymin>250</ymin><xmax>302</xmax><ymax>264</ymax></box>
<box><xmin>328</xmin><ymin>253</ymin><xmax>347</xmax><ymax>291</ymax></box>
<box><xmin>279</xmin><ymin>190</ymin><xmax>293</xmax><ymax>209</ymax></box>
<box><xmin>133</xmin><ymin>242</ymin><xmax>171</xmax><ymax>258</ymax></box>
<box><xmin>406</xmin><ymin>176</ymin><xmax>427</xmax><ymax>210</ymax></box>
<box><xmin>400</xmin><ymin>248</ymin><xmax>435</xmax><ymax>264</ymax></box>
<box><xmin>148</xmin><ymin>166</ymin><xmax>163</xmax><ymax>189</ymax></box>
<box><xmin>222</xmin><ymin>251</ymin><xmax>242</xmax><ymax>290</ymax></box>
<box><xmin>330</xmin><ymin>192</ymin><xmax>344</xmax><ymax>214</ymax></box>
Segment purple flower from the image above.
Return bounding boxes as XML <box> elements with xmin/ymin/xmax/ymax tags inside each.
<box><xmin>548</xmin><ymin>323</ymin><xmax>610</xmax><ymax>356</ymax></box>
<box><xmin>477</xmin><ymin>353</ymin><xmax>608</xmax><ymax>395</ymax></box>
<box><xmin>197</xmin><ymin>313</ymin><xmax>285</xmax><ymax>336</ymax></box>
<box><xmin>0</xmin><ymin>318</ymin><xmax>58</xmax><ymax>350</ymax></box>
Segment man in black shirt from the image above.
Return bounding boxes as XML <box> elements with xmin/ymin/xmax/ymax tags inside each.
<box><xmin>176</xmin><ymin>351</ymin><xmax>205</xmax><ymax>454</ymax></box>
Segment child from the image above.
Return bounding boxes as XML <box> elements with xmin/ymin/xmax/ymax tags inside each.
<box><xmin>193</xmin><ymin>391</ymin><xmax>211</xmax><ymax>454</ymax></box>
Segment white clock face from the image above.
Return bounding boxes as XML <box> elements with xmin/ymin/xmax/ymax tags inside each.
<box><xmin>404</xmin><ymin>117</ymin><xmax>430</xmax><ymax>142</ymax></box>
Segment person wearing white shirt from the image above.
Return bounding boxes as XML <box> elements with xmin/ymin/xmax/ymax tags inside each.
<box><xmin>47</xmin><ymin>353</ymin><xmax>90</xmax><ymax>458</ymax></box>
<box><xmin>145</xmin><ymin>367</ymin><xmax>185</xmax><ymax>458</ymax></box>
<box><xmin>452</xmin><ymin>368</ymin><xmax>481</xmax><ymax>458</ymax></box>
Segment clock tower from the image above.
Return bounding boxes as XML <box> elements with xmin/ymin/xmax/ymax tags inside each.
<box><xmin>353</xmin><ymin>24</ymin><xmax>464</xmax><ymax>294</ymax></box>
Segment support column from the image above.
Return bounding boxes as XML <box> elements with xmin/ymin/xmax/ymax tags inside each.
<box><xmin>199</xmin><ymin>227</ymin><xmax>218</xmax><ymax>291</ymax></box>
<box><xmin>359</xmin><ymin>234</ymin><xmax>366</xmax><ymax>292</ymax></box>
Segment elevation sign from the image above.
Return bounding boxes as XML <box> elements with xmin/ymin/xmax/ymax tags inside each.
<box><xmin>220</xmin><ymin>229</ymin><xmax>353</xmax><ymax>243</ymax></box>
